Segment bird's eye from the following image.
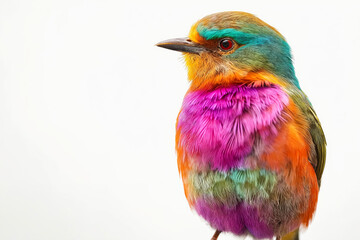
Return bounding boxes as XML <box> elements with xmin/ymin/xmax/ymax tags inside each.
<box><xmin>219</xmin><ymin>38</ymin><xmax>234</xmax><ymax>51</ymax></box>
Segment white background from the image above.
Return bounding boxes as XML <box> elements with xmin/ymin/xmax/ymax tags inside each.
<box><xmin>0</xmin><ymin>0</ymin><xmax>359</xmax><ymax>239</ymax></box>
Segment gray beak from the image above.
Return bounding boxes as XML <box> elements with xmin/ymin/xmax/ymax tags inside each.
<box><xmin>156</xmin><ymin>38</ymin><xmax>206</xmax><ymax>54</ymax></box>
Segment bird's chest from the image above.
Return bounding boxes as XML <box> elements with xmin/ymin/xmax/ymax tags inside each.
<box><xmin>176</xmin><ymin>85</ymin><xmax>289</xmax><ymax>171</ymax></box>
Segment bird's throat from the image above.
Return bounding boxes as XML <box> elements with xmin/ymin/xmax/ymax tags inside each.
<box><xmin>184</xmin><ymin>53</ymin><xmax>290</xmax><ymax>91</ymax></box>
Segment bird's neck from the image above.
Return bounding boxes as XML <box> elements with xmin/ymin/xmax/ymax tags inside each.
<box><xmin>187</xmin><ymin>70</ymin><xmax>293</xmax><ymax>92</ymax></box>
<box><xmin>267</xmin><ymin>57</ymin><xmax>300</xmax><ymax>88</ymax></box>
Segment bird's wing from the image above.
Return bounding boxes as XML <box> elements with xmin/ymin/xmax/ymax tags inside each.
<box><xmin>307</xmin><ymin>105</ymin><xmax>326</xmax><ymax>186</ymax></box>
<box><xmin>290</xmin><ymin>89</ymin><xmax>326</xmax><ymax>186</ymax></box>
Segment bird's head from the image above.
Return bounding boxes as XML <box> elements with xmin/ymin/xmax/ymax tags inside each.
<box><xmin>157</xmin><ymin>11</ymin><xmax>299</xmax><ymax>90</ymax></box>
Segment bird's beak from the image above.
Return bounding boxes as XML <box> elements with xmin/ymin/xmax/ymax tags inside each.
<box><xmin>156</xmin><ymin>38</ymin><xmax>206</xmax><ymax>54</ymax></box>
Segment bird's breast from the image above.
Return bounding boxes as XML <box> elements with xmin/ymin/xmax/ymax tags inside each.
<box><xmin>176</xmin><ymin>84</ymin><xmax>289</xmax><ymax>171</ymax></box>
<box><xmin>175</xmin><ymin>85</ymin><xmax>319</xmax><ymax>238</ymax></box>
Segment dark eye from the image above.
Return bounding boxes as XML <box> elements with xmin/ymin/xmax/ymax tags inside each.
<box><xmin>219</xmin><ymin>38</ymin><xmax>234</xmax><ymax>51</ymax></box>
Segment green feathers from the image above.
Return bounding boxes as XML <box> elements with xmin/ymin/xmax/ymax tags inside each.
<box><xmin>188</xmin><ymin>169</ymin><xmax>277</xmax><ymax>206</ymax></box>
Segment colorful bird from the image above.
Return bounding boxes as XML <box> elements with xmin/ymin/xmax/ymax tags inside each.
<box><xmin>157</xmin><ymin>11</ymin><xmax>326</xmax><ymax>240</ymax></box>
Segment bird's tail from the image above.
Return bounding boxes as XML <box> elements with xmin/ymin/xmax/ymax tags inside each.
<box><xmin>281</xmin><ymin>229</ymin><xmax>299</xmax><ymax>240</ymax></box>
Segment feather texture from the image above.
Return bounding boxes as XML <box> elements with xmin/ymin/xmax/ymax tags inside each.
<box><xmin>158</xmin><ymin>11</ymin><xmax>326</xmax><ymax>240</ymax></box>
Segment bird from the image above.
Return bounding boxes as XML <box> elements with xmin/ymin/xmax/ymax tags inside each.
<box><xmin>156</xmin><ymin>11</ymin><xmax>326</xmax><ymax>240</ymax></box>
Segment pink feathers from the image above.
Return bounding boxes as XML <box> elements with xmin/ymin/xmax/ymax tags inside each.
<box><xmin>177</xmin><ymin>85</ymin><xmax>289</xmax><ymax>171</ymax></box>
